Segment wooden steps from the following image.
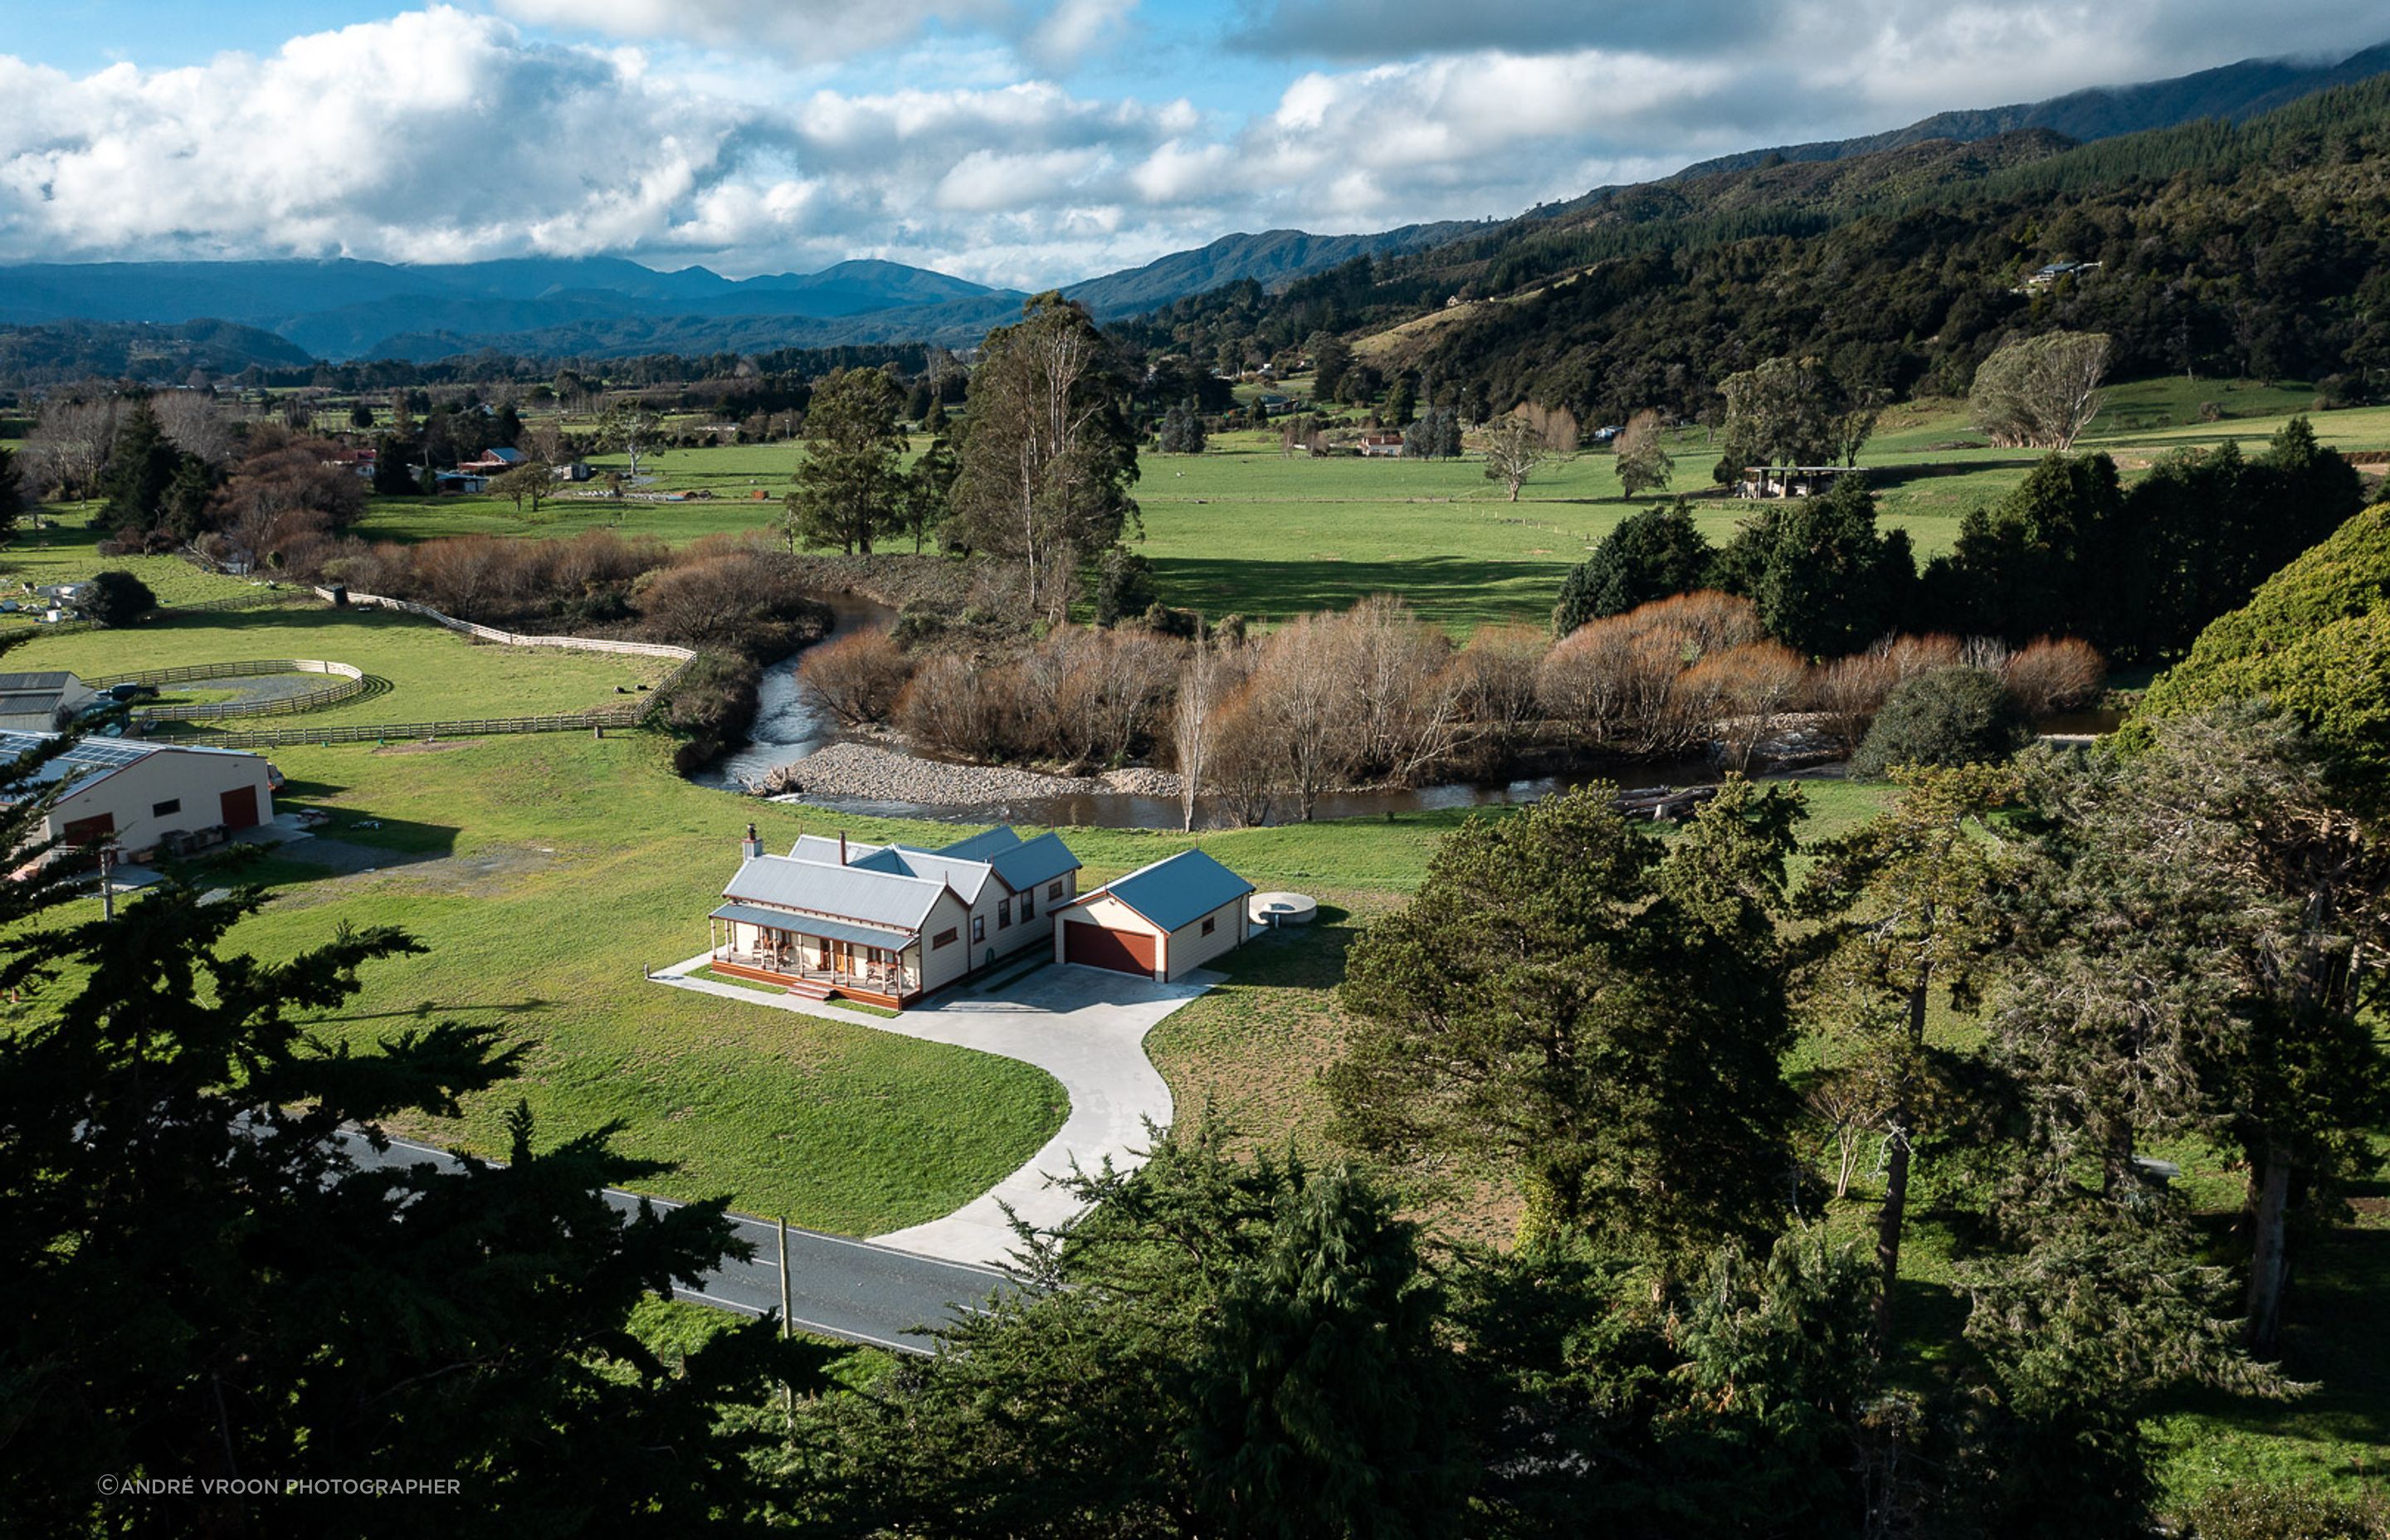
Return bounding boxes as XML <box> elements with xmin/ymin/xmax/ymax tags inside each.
<box><xmin>782</xmin><ymin>976</ymin><xmax>834</xmax><ymax>1001</ymax></box>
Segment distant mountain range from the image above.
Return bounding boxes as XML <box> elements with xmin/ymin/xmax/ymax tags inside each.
<box><xmin>1676</xmin><ymin>41</ymin><xmax>2390</xmax><ymax>178</ymax></box>
<box><xmin>0</xmin><ymin>40</ymin><xmax>2382</xmax><ymax>373</ymax></box>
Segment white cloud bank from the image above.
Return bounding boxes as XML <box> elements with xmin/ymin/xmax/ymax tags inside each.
<box><xmin>0</xmin><ymin>3</ymin><xmax>2377</xmax><ymax>287</ymax></box>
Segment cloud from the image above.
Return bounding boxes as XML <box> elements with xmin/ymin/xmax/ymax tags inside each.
<box><xmin>1231</xmin><ymin>0</ymin><xmax>2388</xmax><ymax>88</ymax></box>
<box><xmin>492</xmin><ymin>0</ymin><xmax>1009</xmax><ymax>62</ymax></box>
<box><xmin>495</xmin><ymin>0</ymin><xmax>1136</xmax><ymax>71</ymax></box>
<box><xmin>0</xmin><ymin>2</ymin><xmax>2379</xmax><ymax>294</ymax></box>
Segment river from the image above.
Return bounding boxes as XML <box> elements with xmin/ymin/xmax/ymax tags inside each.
<box><xmin>693</xmin><ymin>597</ymin><xmax>2119</xmax><ymax>831</ymax></box>
<box><xmin>693</xmin><ymin>594</ymin><xmax>1734</xmax><ymax>830</ymax></box>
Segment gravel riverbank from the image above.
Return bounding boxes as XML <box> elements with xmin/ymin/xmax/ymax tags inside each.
<box><xmin>754</xmin><ymin>742</ymin><xmax>1184</xmax><ymax>806</ymax></box>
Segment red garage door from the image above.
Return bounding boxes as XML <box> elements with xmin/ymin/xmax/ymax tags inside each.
<box><xmin>219</xmin><ymin>786</ymin><xmax>260</xmax><ymax>831</ymax></box>
<box><xmin>1065</xmin><ymin>920</ymin><xmax>1158</xmax><ymax>977</ymax></box>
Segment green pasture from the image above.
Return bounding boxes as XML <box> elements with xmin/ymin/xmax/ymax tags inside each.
<box><xmin>283</xmin><ymin>373</ymin><xmax>2390</xmax><ymax>635</ymax></box>
<box><xmin>2</xmin><ymin>602</ymin><xmax>673</xmax><ymax>725</ymax></box>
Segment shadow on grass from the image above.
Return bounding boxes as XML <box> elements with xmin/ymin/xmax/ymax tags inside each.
<box><xmin>1856</xmin><ymin>456</ymin><xmax>2043</xmax><ymax>489</ymax></box>
<box><xmin>306</xmin><ymin>998</ymin><xmax>555</xmax><ymax>1026</ymax></box>
<box><xmin>1151</xmin><ymin>556</ymin><xmax>1571</xmax><ymax>625</ymax></box>
<box><xmin>2156</xmin><ymin>1224</ymin><xmax>2390</xmax><ymax>1474</ymax></box>
<box><xmin>1217</xmin><ymin>908</ymin><xmax>1356</xmax><ymax>993</ymax></box>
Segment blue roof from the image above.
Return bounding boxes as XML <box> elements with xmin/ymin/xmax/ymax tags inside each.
<box><xmin>983</xmin><ymin>831</ymin><xmax>1080</xmax><ymax>893</ymax></box>
<box><xmin>1090</xmin><ymin>849</ymin><xmax>1253</xmax><ymax>933</ymax></box>
<box><xmin>936</xmin><ymin>825</ymin><xmax>1023</xmax><ymax>861</ymax></box>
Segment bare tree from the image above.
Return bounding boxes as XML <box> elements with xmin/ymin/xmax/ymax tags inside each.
<box><xmin>798</xmin><ymin>628</ymin><xmax>913</xmax><ymax>726</ymax></box>
<box><xmin>22</xmin><ymin>398</ymin><xmax>118</xmax><ymax>500</ymax></box>
<box><xmin>1480</xmin><ymin>417</ymin><xmax>1550</xmax><ymax>503</ymax></box>
<box><xmin>1805</xmin><ymin>1070</ymin><xmax>1882</xmax><ymax>1200</ymax></box>
<box><xmin>150</xmin><ymin>392</ymin><xmax>239</xmax><ymax>466</ymax></box>
<box><xmin>2000</xmin><ymin>636</ymin><xmax>2106</xmax><ymax>718</ymax></box>
<box><xmin>1685</xmin><ymin>639</ymin><xmax>1810</xmax><ymax>772</ymax></box>
<box><xmin>1172</xmin><ymin>627</ymin><xmax>1246</xmax><ymax>831</ymax></box>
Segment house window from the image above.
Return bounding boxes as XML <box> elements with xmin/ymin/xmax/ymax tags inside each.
<box><xmin>1201</xmin><ymin>916</ymin><xmax>1216</xmax><ymax>936</ymax></box>
<box><xmin>151</xmin><ymin>799</ymin><xmax>181</xmax><ymax>817</ymax></box>
<box><xmin>998</xmin><ymin>898</ymin><xmax>1012</xmax><ymax>928</ymax></box>
<box><xmin>1022</xmin><ymin>892</ymin><xmax>1034</xmax><ymax>921</ymax></box>
<box><xmin>972</xmin><ymin>916</ymin><xmax>985</xmax><ymax>943</ymax></box>
<box><xmin>1048</xmin><ymin>880</ymin><xmax>1066</xmax><ymax>899</ymax></box>
<box><xmin>933</xmin><ymin>928</ymin><xmax>957</xmax><ymax>949</ymax></box>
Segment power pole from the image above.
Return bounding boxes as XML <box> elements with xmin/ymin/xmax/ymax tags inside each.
<box><xmin>98</xmin><ymin>847</ymin><xmax>115</xmax><ymax>922</ymax></box>
<box><xmin>778</xmin><ymin>1217</ymin><xmax>795</xmax><ymax>1430</ymax></box>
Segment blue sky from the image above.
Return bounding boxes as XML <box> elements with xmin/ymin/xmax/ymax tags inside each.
<box><xmin>0</xmin><ymin>2</ymin><xmax>2381</xmax><ymax>287</ymax></box>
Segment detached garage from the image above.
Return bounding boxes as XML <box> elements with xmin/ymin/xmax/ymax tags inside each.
<box><xmin>1054</xmin><ymin>848</ymin><xmax>1255</xmax><ymax>983</ymax></box>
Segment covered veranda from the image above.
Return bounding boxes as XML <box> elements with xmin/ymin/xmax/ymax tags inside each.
<box><xmin>708</xmin><ymin>902</ymin><xmax>920</xmax><ymax>1004</ymax></box>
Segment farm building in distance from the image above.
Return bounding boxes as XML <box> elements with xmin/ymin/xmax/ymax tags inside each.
<box><xmin>707</xmin><ymin>824</ymin><xmax>1081</xmax><ymax>1007</ymax></box>
<box><xmin>2</xmin><ymin>730</ymin><xmax>276</xmax><ymax>861</ymax></box>
<box><xmin>0</xmin><ymin>673</ymin><xmax>98</xmax><ymax>733</ymax></box>
<box><xmin>1054</xmin><ymin>848</ymin><xmax>1255</xmax><ymax>982</ymax></box>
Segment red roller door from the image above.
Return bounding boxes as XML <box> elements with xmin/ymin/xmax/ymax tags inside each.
<box><xmin>1064</xmin><ymin>919</ymin><xmax>1158</xmax><ymax>977</ymax></box>
<box><xmin>219</xmin><ymin>786</ymin><xmax>260</xmax><ymax>831</ymax></box>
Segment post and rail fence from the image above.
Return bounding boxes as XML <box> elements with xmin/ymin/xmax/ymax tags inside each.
<box><xmin>128</xmin><ymin>590</ymin><xmax>697</xmax><ymax>748</ymax></box>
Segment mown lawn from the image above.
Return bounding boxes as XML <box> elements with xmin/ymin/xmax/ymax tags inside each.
<box><xmin>173</xmin><ymin>732</ymin><xmax>1073</xmax><ymax>1236</ymax></box>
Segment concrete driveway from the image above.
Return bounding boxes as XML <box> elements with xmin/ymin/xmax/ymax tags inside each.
<box><xmin>654</xmin><ymin>958</ymin><xmax>1218</xmax><ymax>1267</ymax></box>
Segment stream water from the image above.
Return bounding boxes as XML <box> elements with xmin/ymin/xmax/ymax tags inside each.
<box><xmin>690</xmin><ymin>597</ymin><xmax>2105</xmax><ymax>832</ymax></box>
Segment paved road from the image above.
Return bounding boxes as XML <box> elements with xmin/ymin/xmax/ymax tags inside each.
<box><xmin>335</xmin><ymin>1130</ymin><xmax>1007</xmax><ymax>1354</ymax></box>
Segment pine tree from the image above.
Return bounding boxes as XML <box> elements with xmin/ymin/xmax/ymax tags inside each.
<box><xmin>0</xmin><ymin>875</ymin><xmax>821</xmax><ymax>1533</ymax></box>
<box><xmin>1797</xmin><ymin>763</ymin><xmax>2020</xmax><ymax>1343</ymax></box>
<box><xmin>1331</xmin><ymin>781</ymin><xmax>1805</xmax><ymax>1267</ymax></box>
<box><xmin>95</xmin><ymin>398</ymin><xmax>184</xmax><ymax>538</ymax></box>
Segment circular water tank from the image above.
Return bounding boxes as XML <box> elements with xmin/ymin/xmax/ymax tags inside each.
<box><xmin>1249</xmin><ymin>892</ymin><xmax>1317</xmax><ymax>928</ymax></box>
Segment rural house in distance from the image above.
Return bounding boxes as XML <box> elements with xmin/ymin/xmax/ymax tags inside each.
<box><xmin>708</xmin><ymin>824</ymin><xmax>1081</xmax><ymax>1006</ymax></box>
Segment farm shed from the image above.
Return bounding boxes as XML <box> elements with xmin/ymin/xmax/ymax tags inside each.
<box><xmin>2</xmin><ymin>729</ymin><xmax>275</xmax><ymax>861</ymax></box>
<box><xmin>1054</xmin><ymin>848</ymin><xmax>1256</xmax><ymax>982</ymax></box>
<box><xmin>0</xmin><ymin>672</ymin><xmax>97</xmax><ymax>732</ymax></box>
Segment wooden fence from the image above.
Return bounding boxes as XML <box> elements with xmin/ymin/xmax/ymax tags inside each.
<box><xmin>165</xmin><ymin>708</ymin><xmax>646</xmax><ymax>749</ymax></box>
<box><xmin>87</xmin><ymin>659</ymin><xmax>373</xmax><ymax>723</ymax></box>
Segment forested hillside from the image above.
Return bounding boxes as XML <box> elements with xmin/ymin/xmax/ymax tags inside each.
<box><xmin>1130</xmin><ymin>76</ymin><xmax>2390</xmax><ymax>424</ymax></box>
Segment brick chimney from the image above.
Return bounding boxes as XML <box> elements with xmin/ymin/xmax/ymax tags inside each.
<box><xmin>740</xmin><ymin>822</ymin><xmax>763</xmax><ymax>860</ymax></box>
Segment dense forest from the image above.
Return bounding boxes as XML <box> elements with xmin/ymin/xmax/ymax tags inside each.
<box><xmin>1123</xmin><ymin>76</ymin><xmax>2390</xmax><ymax>424</ymax></box>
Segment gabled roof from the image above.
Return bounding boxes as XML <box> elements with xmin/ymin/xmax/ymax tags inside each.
<box><xmin>0</xmin><ymin>729</ymin><xmax>266</xmax><ymax>797</ymax></box>
<box><xmin>722</xmin><ymin>854</ymin><xmax>948</xmax><ymax>933</ymax></box>
<box><xmin>1079</xmin><ymin>848</ymin><xmax>1253</xmax><ymax>933</ymax></box>
<box><xmin>936</xmin><ymin>825</ymin><xmax>1023</xmax><ymax>862</ymax></box>
<box><xmin>983</xmin><ymin>831</ymin><xmax>1080</xmax><ymax>893</ymax></box>
<box><xmin>0</xmin><ymin>672</ymin><xmax>79</xmax><ymax>693</ymax></box>
<box><xmin>930</xmin><ymin>825</ymin><xmax>1081</xmax><ymax>894</ymax></box>
<box><xmin>791</xmin><ymin>833</ymin><xmax>996</xmax><ymax>904</ymax></box>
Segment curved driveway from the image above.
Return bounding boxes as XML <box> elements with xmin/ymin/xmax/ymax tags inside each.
<box><xmin>655</xmin><ymin>956</ymin><xmax>1217</xmax><ymax>1266</ymax></box>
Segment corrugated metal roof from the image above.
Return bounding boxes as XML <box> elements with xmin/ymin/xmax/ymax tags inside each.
<box><xmin>986</xmin><ymin>831</ymin><xmax>1080</xmax><ymax>892</ymax></box>
<box><xmin>937</xmin><ymin>825</ymin><xmax>1023</xmax><ymax>861</ymax></box>
<box><xmin>710</xmin><ymin>902</ymin><xmax>914</xmax><ymax>948</ymax></box>
<box><xmin>722</xmin><ymin>854</ymin><xmax>942</xmax><ymax>931</ymax></box>
<box><xmin>1087</xmin><ymin>849</ymin><xmax>1253</xmax><ymax>933</ymax></box>
<box><xmin>885</xmin><ymin>848</ymin><xmax>993</xmax><ymax>903</ymax></box>
<box><xmin>790</xmin><ymin>834</ymin><xmax>993</xmax><ymax>903</ymax></box>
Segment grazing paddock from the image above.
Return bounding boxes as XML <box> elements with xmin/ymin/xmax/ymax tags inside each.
<box><xmin>0</xmin><ymin>602</ymin><xmax>674</xmax><ymax>727</ymax></box>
